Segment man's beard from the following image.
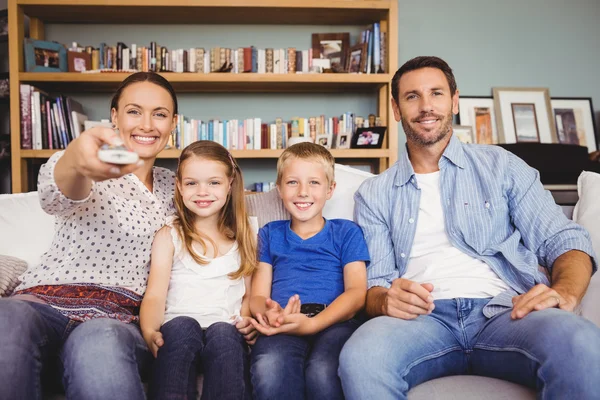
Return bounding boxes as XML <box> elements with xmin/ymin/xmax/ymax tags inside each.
<box><xmin>401</xmin><ymin>110</ymin><xmax>453</xmax><ymax>147</ymax></box>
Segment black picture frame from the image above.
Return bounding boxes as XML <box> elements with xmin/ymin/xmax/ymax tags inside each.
<box><xmin>350</xmin><ymin>126</ymin><xmax>386</xmax><ymax>149</ymax></box>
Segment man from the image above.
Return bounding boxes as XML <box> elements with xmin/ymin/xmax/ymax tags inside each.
<box><xmin>339</xmin><ymin>56</ymin><xmax>600</xmax><ymax>399</ymax></box>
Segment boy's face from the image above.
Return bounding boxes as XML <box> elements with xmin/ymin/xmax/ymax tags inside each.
<box><xmin>277</xmin><ymin>157</ymin><xmax>335</xmax><ymax>226</ymax></box>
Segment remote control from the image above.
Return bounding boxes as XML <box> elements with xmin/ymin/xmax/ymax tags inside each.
<box><xmin>98</xmin><ymin>144</ymin><xmax>139</xmax><ymax>165</ymax></box>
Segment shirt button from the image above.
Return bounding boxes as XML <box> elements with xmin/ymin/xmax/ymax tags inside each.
<box><xmin>408</xmin><ymin>218</ymin><xmax>415</xmax><ymax>224</ymax></box>
<box><xmin>485</xmin><ymin>202</ymin><xmax>490</xmax><ymax>208</ymax></box>
<box><xmin>400</xmin><ymin>253</ymin><xmax>406</xmax><ymax>258</ymax></box>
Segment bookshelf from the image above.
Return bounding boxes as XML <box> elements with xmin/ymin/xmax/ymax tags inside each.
<box><xmin>8</xmin><ymin>0</ymin><xmax>398</xmax><ymax>193</ymax></box>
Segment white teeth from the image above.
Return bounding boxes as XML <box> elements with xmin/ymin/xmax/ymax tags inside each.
<box><xmin>133</xmin><ymin>135</ymin><xmax>157</xmax><ymax>142</ymax></box>
<box><xmin>295</xmin><ymin>202</ymin><xmax>312</xmax><ymax>210</ymax></box>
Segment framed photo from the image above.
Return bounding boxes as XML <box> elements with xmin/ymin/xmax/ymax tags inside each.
<box><xmin>24</xmin><ymin>39</ymin><xmax>68</xmax><ymax>72</ymax></box>
<box><xmin>452</xmin><ymin>125</ymin><xmax>475</xmax><ymax>144</ymax></box>
<box><xmin>458</xmin><ymin>96</ymin><xmax>498</xmax><ymax>144</ymax></box>
<box><xmin>0</xmin><ymin>10</ymin><xmax>8</xmax><ymax>37</ymax></box>
<box><xmin>346</xmin><ymin>43</ymin><xmax>366</xmax><ymax>73</ymax></box>
<box><xmin>551</xmin><ymin>97</ymin><xmax>597</xmax><ymax>152</ymax></box>
<box><xmin>336</xmin><ymin>132</ymin><xmax>350</xmax><ymax>149</ymax></box>
<box><xmin>493</xmin><ymin>87</ymin><xmax>557</xmax><ymax>144</ymax></box>
<box><xmin>68</xmin><ymin>51</ymin><xmax>91</xmax><ymax>72</ymax></box>
<box><xmin>316</xmin><ymin>133</ymin><xmax>333</xmax><ymax>149</ymax></box>
<box><xmin>311</xmin><ymin>33</ymin><xmax>350</xmax><ymax>72</ymax></box>
<box><xmin>350</xmin><ymin>126</ymin><xmax>386</xmax><ymax>149</ymax></box>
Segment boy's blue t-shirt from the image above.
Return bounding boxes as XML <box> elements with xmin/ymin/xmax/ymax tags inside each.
<box><xmin>258</xmin><ymin>218</ymin><xmax>370</xmax><ymax>307</ymax></box>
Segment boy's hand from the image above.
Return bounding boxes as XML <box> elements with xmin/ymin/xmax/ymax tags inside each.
<box><xmin>256</xmin><ymin>295</ymin><xmax>300</xmax><ymax>328</ymax></box>
<box><xmin>236</xmin><ymin>317</ymin><xmax>259</xmax><ymax>345</ymax></box>
<box><xmin>251</xmin><ymin>312</ymin><xmax>316</xmax><ymax>336</ymax></box>
<box><xmin>143</xmin><ymin>331</ymin><xmax>164</xmax><ymax>358</ymax></box>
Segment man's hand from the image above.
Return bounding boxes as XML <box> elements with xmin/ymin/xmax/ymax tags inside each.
<box><xmin>511</xmin><ymin>283</ymin><xmax>576</xmax><ymax>319</ymax></box>
<box><xmin>236</xmin><ymin>317</ymin><xmax>259</xmax><ymax>345</ymax></box>
<box><xmin>383</xmin><ymin>278</ymin><xmax>435</xmax><ymax>320</ymax></box>
<box><xmin>143</xmin><ymin>330</ymin><xmax>164</xmax><ymax>358</ymax></box>
<box><xmin>251</xmin><ymin>313</ymin><xmax>317</xmax><ymax>336</ymax></box>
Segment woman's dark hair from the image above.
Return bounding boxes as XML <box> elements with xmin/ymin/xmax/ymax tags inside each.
<box><xmin>110</xmin><ymin>72</ymin><xmax>178</xmax><ymax>115</ymax></box>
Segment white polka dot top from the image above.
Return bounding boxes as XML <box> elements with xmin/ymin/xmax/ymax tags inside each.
<box><xmin>16</xmin><ymin>151</ymin><xmax>176</xmax><ymax>295</ymax></box>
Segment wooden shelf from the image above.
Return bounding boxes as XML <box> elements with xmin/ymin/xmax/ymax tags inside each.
<box><xmin>17</xmin><ymin>0</ymin><xmax>391</xmax><ymax>25</ymax></box>
<box><xmin>19</xmin><ymin>72</ymin><xmax>392</xmax><ymax>93</ymax></box>
<box><xmin>20</xmin><ymin>148</ymin><xmax>392</xmax><ymax>159</ymax></box>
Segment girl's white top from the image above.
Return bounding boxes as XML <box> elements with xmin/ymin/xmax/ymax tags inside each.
<box><xmin>163</xmin><ymin>216</ymin><xmax>245</xmax><ymax>328</ymax></box>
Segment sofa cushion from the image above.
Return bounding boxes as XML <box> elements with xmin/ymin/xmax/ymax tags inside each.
<box><xmin>573</xmin><ymin>171</ymin><xmax>600</xmax><ymax>326</ymax></box>
<box><xmin>408</xmin><ymin>376</ymin><xmax>534</xmax><ymax>400</ymax></box>
<box><xmin>0</xmin><ymin>255</ymin><xmax>28</xmax><ymax>297</ymax></box>
<box><xmin>0</xmin><ymin>192</ymin><xmax>55</xmax><ymax>268</ymax></box>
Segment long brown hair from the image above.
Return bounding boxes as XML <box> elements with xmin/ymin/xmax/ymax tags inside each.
<box><xmin>174</xmin><ymin>141</ymin><xmax>256</xmax><ymax>279</ymax></box>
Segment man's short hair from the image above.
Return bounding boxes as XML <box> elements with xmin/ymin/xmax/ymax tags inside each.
<box><xmin>276</xmin><ymin>142</ymin><xmax>335</xmax><ymax>186</ymax></box>
<box><xmin>391</xmin><ymin>56</ymin><xmax>457</xmax><ymax>103</ymax></box>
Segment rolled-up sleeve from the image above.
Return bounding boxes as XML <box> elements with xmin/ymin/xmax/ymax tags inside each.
<box><xmin>37</xmin><ymin>151</ymin><xmax>94</xmax><ymax>217</ymax></box>
<box><xmin>506</xmin><ymin>153</ymin><xmax>597</xmax><ymax>274</ymax></box>
<box><xmin>354</xmin><ymin>183</ymin><xmax>398</xmax><ymax>289</ymax></box>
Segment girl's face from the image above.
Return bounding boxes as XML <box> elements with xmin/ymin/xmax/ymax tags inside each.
<box><xmin>177</xmin><ymin>157</ymin><xmax>232</xmax><ymax>225</ymax></box>
<box><xmin>111</xmin><ymin>81</ymin><xmax>176</xmax><ymax>160</ymax></box>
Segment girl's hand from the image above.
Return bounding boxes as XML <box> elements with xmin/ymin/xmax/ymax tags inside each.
<box><xmin>143</xmin><ymin>330</ymin><xmax>164</xmax><ymax>358</ymax></box>
<box><xmin>62</xmin><ymin>126</ymin><xmax>144</xmax><ymax>182</ymax></box>
<box><xmin>236</xmin><ymin>317</ymin><xmax>259</xmax><ymax>345</ymax></box>
<box><xmin>251</xmin><ymin>313</ymin><xmax>317</xmax><ymax>337</ymax></box>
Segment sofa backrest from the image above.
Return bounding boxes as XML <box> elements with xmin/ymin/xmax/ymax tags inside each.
<box><xmin>0</xmin><ymin>192</ymin><xmax>55</xmax><ymax>268</ymax></box>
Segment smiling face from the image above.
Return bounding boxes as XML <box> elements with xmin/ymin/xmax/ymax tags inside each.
<box><xmin>277</xmin><ymin>157</ymin><xmax>335</xmax><ymax>228</ymax></box>
<box><xmin>392</xmin><ymin>67</ymin><xmax>459</xmax><ymax>147</ymax></box>
<box><xmin>111</xmin><ymin>81</ymin><xmax>176</xmax><ymax>160</ymax></box>
<box><xmin>176</xmin><ymin>156</ymin><xmax>232</xmax><ymax>226</ymax></box>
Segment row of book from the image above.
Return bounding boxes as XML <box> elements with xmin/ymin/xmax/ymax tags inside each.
<box><xmin>170</xmin><ymin>112</ymin><xmax>380</xmax><ymax>151</ymax></box>
<box><xmin>66</xmin><ymin>24</ymin><xmax>387</xmax><ymax>75</ymax></box>
<box><xmin>20</xmin><ymin>85</ymin><xmax>88</xmax><ymax>150</ymax></box>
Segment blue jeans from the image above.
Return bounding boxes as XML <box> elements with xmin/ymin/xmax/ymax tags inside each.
<box><xmin>148</xmin><ymin>316</ymin><xmax>251</xmax><ymax>400</ymax></box>
<box><xmin>0</xmin><ymin>298</ymin><xmax>151</xmax><ymax>400</ymax></box>
<box><xmin>251</xmin><ymin>319</ymin><xmax>360</xmax><ymax>400</ymax></box>
<box><xmin>339</xmin><ymin>298</ymin><xmax>600</xmax><ymax>399</ymax></box>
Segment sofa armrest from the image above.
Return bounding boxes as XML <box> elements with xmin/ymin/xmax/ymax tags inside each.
<box><xmin>0</xmin><ymin>255</ymin><xmax>28</xmax><ymax>297</ymax></box>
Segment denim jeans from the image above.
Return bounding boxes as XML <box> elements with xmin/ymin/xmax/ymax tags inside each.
<box><xmin>251</xmin><ymin>318</ymin><xmax>360</xmax><ymax>400</ymax></box>
<box><xmin>148</xmin><ymin>316</ymin><xmax>251</xmax><ymax>400</ymax></box>
<box><xmin>0</xmin><ymin>298</ymin><xmax>152</xmax><ymax>400</ymax></box>
<box><xmin>339</xmin><ymin>298</ymin><xmax>600</xmax><ymax>400</ymax></box>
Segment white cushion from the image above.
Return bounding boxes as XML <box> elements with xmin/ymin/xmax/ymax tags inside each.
<box><xmin>323</xmin><ymin>164</ymin><xmax>374</xmax><ymax>220</ymax></box>
<box><xmin>0</xmin><ymin>192</ymin><xmax>55</xmax><ymax>268</ymax></box>
<box><xmin>573</xmin><ymin>171</ymin><xmax>600</xmax><ymax>326</ymax></box>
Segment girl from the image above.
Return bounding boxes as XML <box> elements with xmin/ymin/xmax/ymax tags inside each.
<box><xmin>2</xmin><ymin>72</ymin><xmax>178</xmax><ymax>400</ymax></box>
<box><xmin>140</xmin><ymin>140</ymin><xmax>257</xmax><ymax>400</ymax></box>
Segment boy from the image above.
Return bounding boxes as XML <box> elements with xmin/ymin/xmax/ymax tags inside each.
<box><xmin>249</xmin><ymin>142</ymin><xmax>369</xmax><ymax>400</ymax></box>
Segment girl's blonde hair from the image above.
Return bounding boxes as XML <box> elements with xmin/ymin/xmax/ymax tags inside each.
<box><xmin>174</xmin><ymin>141</ymin><xmax>256</xmax><ymax>279</ymax></box>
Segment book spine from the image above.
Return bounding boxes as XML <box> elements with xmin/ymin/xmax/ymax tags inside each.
<box><xmin>20</xmin><ymin>84</ymin><xmax>32</xmax><ymax>149</ymax></box>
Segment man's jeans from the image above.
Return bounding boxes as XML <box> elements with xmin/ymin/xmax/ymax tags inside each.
<box><xmin>148</xmin><ymin>316</ymin><xmax>251</xmax><ymax>400</ymax></box>
<box><xmin>251</xmin><ymin>319</ymin><xmax>360</xmax><ymax>400</ymax></box>
<box><xmin>0</xmin><ymin>298</ymin><xmax>152</xmax><ymax>400</ymax></box>
<box><xmin>339</xmin><ymin>298</ymin><xmax>600</xmax><ymax>400</ymax></box>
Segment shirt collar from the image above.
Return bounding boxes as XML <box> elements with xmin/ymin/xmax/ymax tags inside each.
<box><xmin>394</xmin><ymin>133</ymin><xmax>466</xmax><ymax>187</ymax></box>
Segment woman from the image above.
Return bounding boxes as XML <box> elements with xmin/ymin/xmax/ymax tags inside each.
<box><xmin>0</xmin><ymin>72</ymin><xmax>178</xmax><ymax>399</ymax></box>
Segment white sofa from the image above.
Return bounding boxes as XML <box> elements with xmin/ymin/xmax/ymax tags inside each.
<box><xmin>1</xmin><ymin>166</ymin><xmax>599</xmax><ymax>399</ymax></box>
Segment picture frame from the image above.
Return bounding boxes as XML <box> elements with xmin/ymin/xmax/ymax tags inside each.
<box><xmin>493</xmin><ymin>87</ymin><xmax>557</xmax><ymax>144</ymax></box>
<box><xmin>452</xmin><ymin>125</ymin><xmax>475</xmax><ymax>144</ymax></box>
<box><xmin>336</xmin><ymin>132</ymin><xmax>350</xmax><ymax>149</ymax></box>
<box><xmin>68</xmin><ymin>51</ymin><xmax>91</xmax><ymax>72</ymax></box>
<box><xmin>24</xmin><ymin>39</ymin><xmax>68</xmax><ymax>72</ymax></box>
<box><xmin>311</xmin><ymin>33</ymin><xmax>350</xmax><ymax>72</ymax></box>
<box><xmin>346</xmin><ymin>43</ymin><xmax>367</xmax><ymax>74</ymax></box>
<box><xmin>350</xmin><ymin>126</ymin><xmax>386</xmax><ymax>149</ymax></box>
<box><xmin>551</xmin><ymin>97</ymin><xmax>597</xmax><ymax>152</ymax></box>
<box><xmin>458</xmin><ymin>96</ymin><xmax>498</xmax><ymax>144</ymax></box>
<box><xmin>0</xmin><ymin>10</ymin><xmax>8</xmax><ymax>38</ymax></box>
<box><xmin>316</xmin><ymin>133</ymin><xmax>333</xmax><ymax>149</ymax></box>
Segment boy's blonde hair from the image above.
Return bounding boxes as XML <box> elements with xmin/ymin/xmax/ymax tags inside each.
<box><xmin>276</xmin><ymin>142</ymin><xmax>335</xmax><ymax>185</ymax></box>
